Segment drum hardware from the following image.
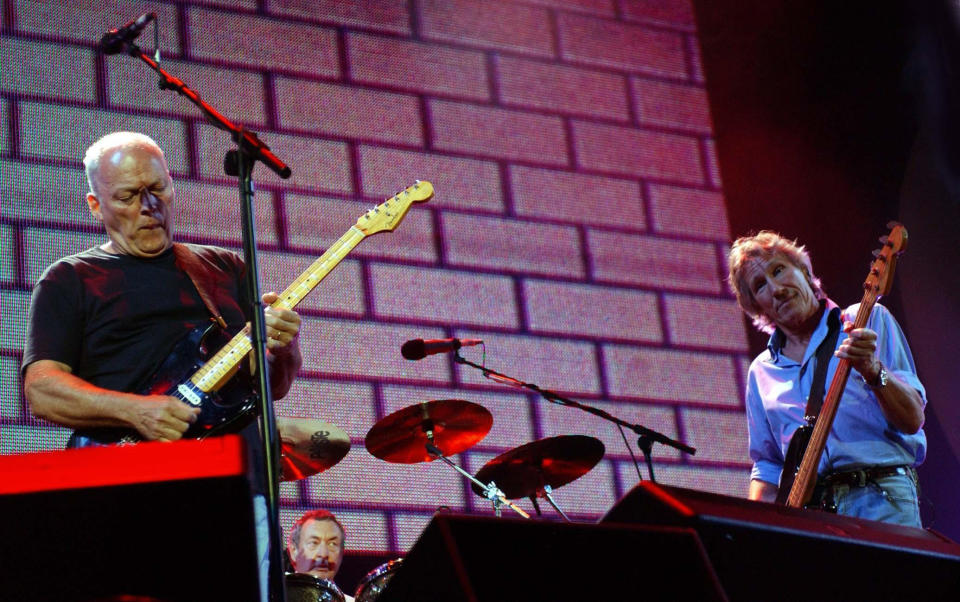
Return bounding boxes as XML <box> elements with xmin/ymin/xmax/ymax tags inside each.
<box><xmin>284</xmin><ymin>572</ymin><xmax>345</xmax><ymax>602</ymax></box>
<box><xmin>365</xmin><ymin>400</ymin><xmax>529</xmax><ymax>519</ymax></box>
<box><xmin>471</xmin><ymin>435</ymin><xmax>605</xmax><ymax>522</ymax></box>
<box><xmin>425</xmin><ymin>441</ymin><xmax>529</xmax><ymax>518</ymax></box>
<box><xmin>354</xmin><ymin>558</ymin><xmax>403</xmax><ymax>602</ymax></box>
<box><xmin>535</xmin><ymin>484</ymin><xmax>567</xmax><ymax>521</ymax></box>
<box><xmin>276</xmin><ymin>417</ymin><xmax>351</xmax><ymax>481</ymax></box>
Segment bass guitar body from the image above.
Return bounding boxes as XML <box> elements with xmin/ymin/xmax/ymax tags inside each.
<box><xmin>775</xmin><ymin>424</ymin><xmax>813</xmax><ymax>506</ymax></box>
<box><xmin>68</xmin><ymin>323</ymin><xmax>258</xmax><ymax>448</ymax></box>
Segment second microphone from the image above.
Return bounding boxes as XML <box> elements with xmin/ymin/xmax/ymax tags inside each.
<box><xmin>401</xmin><ymin>338</ymin><xmax>483</xmax><ymax>360</ymax></box>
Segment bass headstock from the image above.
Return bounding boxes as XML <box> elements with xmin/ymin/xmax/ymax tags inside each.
<box><xmin>864</xmin><ymin>221</ymin><xmax>908</xmax><ymax>298</ymax></box>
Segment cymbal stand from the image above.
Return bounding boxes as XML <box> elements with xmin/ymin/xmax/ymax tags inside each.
<box><xmin>424</xmin><ymin>443</ymin><xmax>530</xmax><ymax>519</ymax></box>
<box><xmin>539</xmin><ymin>484</ymin><xmax>571</xmax><ymax>522</ymax></box>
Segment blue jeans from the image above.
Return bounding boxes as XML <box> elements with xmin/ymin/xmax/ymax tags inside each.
<box><xmin>829</xmin><ymin>471</ymin><xmax>922</xmax><ymax>527</ymax></box>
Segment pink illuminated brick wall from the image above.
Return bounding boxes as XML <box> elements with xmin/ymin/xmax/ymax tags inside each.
<box><xmin>1</xmin><ymin>0</ymin><xmax>751</xmax><ymax>554</ymax></box>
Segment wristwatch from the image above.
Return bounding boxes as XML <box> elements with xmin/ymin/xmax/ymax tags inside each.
<box><xmin>869</xmin><ymin>361</ymin><xmax>888</xmax><ymax>388</ymax></box>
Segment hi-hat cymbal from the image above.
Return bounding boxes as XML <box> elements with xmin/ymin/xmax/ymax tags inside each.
<box><xmin>365</xmin><ymin>399</ymin><xmax>492</xmax><ymax>463</ymax></box>
<box><xmin>471</xmin><ymin>435</ymin><xmax>605</xmax><ymax>499</ymax></box>
<box><xmin>276</xmin><ymin>417</ymin><xmax>351</xmax><ymax>481</ymax></box>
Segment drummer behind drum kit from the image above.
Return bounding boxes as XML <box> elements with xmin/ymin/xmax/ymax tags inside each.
<box><xmin>278</xmin><ymin>397</ymin><xmax>608</xmax><ymax>601</ymax></box>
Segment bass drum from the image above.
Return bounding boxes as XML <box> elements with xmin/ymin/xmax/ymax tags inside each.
<box><xmin>285</xmin><ymin>572</ymin><xmax>345</xmax><ymax>602</ymax></box>
<box><xmin>354</xmin><ymin>558</ymin><xmax>403</xmax><ymax>602</ymax></box>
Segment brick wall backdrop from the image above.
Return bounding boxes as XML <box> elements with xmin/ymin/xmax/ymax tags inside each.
<box><xmin>0</xmin><ymin>0</ymin><xmax>751</xmax><ymax>554</ymax></box>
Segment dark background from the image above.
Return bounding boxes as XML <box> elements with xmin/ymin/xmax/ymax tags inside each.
<box><xmin>694</xmin><ymin>0</ymin><xmax>960</xmax><ymax>540</ymax></box>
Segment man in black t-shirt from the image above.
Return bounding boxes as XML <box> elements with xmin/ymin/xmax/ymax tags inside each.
<box><xmin>21</xmin><ymin>131</ymin><xmax>303</xmax><ymax>444</ymax></box>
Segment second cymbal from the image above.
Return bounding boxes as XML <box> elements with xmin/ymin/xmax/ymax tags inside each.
<box><xmin>472</xmin><ymin>435</ymin><xmax>605</xmax><ymax>499</ymax></box>
<box><xmin>365</xmin><ymin>399</ymin><xmax>492</xmax><ymax>463</ymax></box>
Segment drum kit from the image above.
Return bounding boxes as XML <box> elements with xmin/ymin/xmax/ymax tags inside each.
<box><xmin>278</xmin><ymin>398</ymin><xmax>608</xmax><ymax>601</ymax></box>
<box><xmin>284</xmin><ymin>559</ymin><xmax>404</xmax><ymax>602</ymax></box>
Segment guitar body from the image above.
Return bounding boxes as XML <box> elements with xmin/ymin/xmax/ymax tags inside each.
<box><xmin>775</xmin><ymin>425</ymin><xmax>812</xmax><ymax>506</ymax></box>
<box><xmin>68</xmin><ymin>323</ymin><xmax>258</xmax><ymax>448</ymax></box>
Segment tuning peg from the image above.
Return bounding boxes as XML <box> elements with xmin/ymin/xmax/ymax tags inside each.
<box><xmin>871</xmin><ymin>249</ymin><xmax>881</xmax><ymax>258</ymax></box>
<box><xmin>878</xmin><ymin>235</ymin><xmax>888</xmax><ymax>244</ymax></box>
<box><xmin>885</xmin><ymin>220</ymin><xmax>901</xmax><ymax>229</ymax></box>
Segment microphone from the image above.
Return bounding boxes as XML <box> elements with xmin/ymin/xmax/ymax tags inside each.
<box><xmin>401</xmin><ymin>338</ymin><xmax>483</xmax><ymax>360</ymax></box>
<box><xmin>99</xmin><ymin>12</ymin><xmax>156</xmax><ymax>55</ymax></box>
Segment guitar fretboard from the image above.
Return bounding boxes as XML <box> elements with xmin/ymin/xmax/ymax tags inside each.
<box><xmin>190</xmin><ymin>226</ymin><xmax>366</xmax><ymax>392</ymax></box>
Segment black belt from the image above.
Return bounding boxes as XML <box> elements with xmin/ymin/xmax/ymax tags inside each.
<box><xmin>821</xmin><ymin>465</ymin><xmax>915</xmax><ymax>488</ymax></box>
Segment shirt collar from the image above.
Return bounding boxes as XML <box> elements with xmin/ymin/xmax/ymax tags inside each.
<box><xmin>765</xmin><ymin>299</ymin><xmax>840</xmax><ymax>363</ymax></box>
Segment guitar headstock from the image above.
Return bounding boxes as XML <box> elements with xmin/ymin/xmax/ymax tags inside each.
<box><xmin>864</xmin><ymin>221</ymin><xmax>908</xmax><ymax>298</ymax></box>
<box><xmin>355</xmin><ymin>181</ymin><xmax>434</xmax><ymax>235</ymax></box>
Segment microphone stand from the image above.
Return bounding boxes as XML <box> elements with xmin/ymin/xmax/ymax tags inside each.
<box><xmin>452</xmin><ymin>354</ymin><xmax>695</xmax><ymax>483</ymax></box>
<box><xmin>118</xmin><ymin>40</ymin><xmax>291</xmax><ymax>602</ymax></box>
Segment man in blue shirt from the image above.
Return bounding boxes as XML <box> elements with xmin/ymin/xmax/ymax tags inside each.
<box><xmin>727</xmin><ymin>231</ymin><xmax>926</xmax><ymax>526</ymax></box>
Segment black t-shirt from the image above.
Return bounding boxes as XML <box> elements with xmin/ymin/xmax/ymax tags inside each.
<box><xmin>23</xmin><ymin>243</ymin><xmax>249</xmax><ymax>391</ymax></box>
<box><xmin>22</xmin><ymin>244</ymin><xmax>273</xmax><ymax>492</ymax></box>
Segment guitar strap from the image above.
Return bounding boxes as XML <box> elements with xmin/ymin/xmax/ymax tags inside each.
<box><xmin>803</xmin><ymin>306</ymin><xmax>842</xmax><ymax>425</ymax></box>
<box><xmin>172</xmin><ymin>243</ymin><xmax>229</xmax><ymax>329</ymax></box>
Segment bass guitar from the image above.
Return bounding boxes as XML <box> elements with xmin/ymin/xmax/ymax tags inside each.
<box><xmin>70</xmin><ymin>181</ymin><xmax>434</xmax><ymax>447</ymax></box>
<box><xmin>775</xmin><ymin>222</ymin><xmax>907</xmax><ymax>508</ymax></box>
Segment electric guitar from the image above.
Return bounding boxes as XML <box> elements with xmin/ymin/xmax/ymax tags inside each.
<box><xmin>70</xmin><ymin>181</ymin><xmax>434</xmax><ymax>447</ymax></box>
<box><xmin>775</xmin><ymin>222</ymin><xmax>908</xmax><ymax>508</ymax></box>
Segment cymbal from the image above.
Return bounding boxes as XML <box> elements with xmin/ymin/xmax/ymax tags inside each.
<box><xmin>365</xmin><ymin>399</ymin><xmax>493</xmax><ymax>463</ymax></box>
<box><xmin>471</xmin><ymin>435</ymin><xmax>605</xmax><ymax>499</ymax></box>
<box><xmin>276</xmin><ymin>417</ymin><xmax>351</xmax><ymax>481</ymax></box>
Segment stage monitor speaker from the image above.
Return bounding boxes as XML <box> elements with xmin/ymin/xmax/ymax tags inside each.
<box><xmin>377</xmin><ymin>513</ymin><xmax>729</xmax><ymax>601</ymax></box>
<box><xmin>0</xmin><ymin>436</ymin><xmax>261</xmax><ymax>601</ymax></box>
<box><xmin>602</xmin><ymin>482</ymin><xmax>960</xmax><ymax>601</ymax></box>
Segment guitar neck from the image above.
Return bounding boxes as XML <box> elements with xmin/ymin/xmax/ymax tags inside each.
<box><xmin>784</xmin><ymin>292</ymin><xmax>877</xmax><ymax>508</ymax></box>
<box><xmin>190</xmin><ymin>226</ymin><xmax>367</xmax><ymax>393</ymax></box>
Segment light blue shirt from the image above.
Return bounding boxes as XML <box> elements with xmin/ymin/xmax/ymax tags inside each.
<box><xmin>746</xmin><ymin>300</ymin><xmax>927</xmax><ymax>485</ymax></box>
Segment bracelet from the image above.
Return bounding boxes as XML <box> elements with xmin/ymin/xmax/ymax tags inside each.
<box><xmin>868</xmin><ymin>361</ymin><xmax>888</xmax><ymax>388</ymax></box>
